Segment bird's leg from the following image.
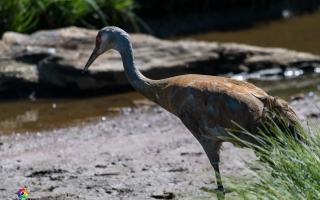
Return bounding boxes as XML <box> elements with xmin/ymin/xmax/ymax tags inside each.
<box><xmin>191</xmin><ymin>134</ymin><xmax>225</xmax><ymax>194</ymax></box>
<box><xmin>207</xmin><ymin>149</ymin><xmax>225</xmax><ymax>195</ymax></box>
<box><xmin>212</xmin><ymin>162</ymin><xmax>224</xmax><ymax>191</ymax></box>
<box><xmin>213</xmin><ymin>161</ymin><xmax>226</xmax><ymax>200</ymax></box>
<box><xmin>197</xmin><ymin>138</ymin><xmax>225</xmax><ymax>193</ymax></box>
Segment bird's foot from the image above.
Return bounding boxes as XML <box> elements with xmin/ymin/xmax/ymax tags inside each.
<box><xmin>216</xmin><ymin>187</ymin><xmax>226</xmax><ymax>200</ymax></box>
<box><xmin>217</xmin><ymin>185</ymin><xmax>226</xmax><ymax>196</ymax></box>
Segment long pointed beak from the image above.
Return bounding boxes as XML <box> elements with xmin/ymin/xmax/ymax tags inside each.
<box><xmin>82</xmin><ymin>47</ymin><xmax>100</xmax><ymax>74</ymax></box>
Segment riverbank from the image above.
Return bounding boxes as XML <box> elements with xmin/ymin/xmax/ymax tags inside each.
<box><xmin>1</xmin><ymin>94</ymin><xmax>320</xmax><ymax>199</ymax></box>
<box><xmin>0</xmin><ymin>105</ymin><xmax>251</xmax><ymax>199</ymax></box>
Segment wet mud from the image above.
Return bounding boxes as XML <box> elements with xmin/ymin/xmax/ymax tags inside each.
<box><xmin>0</xmin><ymin>106</ymin><xmax>256</xmax><ymax>199</ymax></box>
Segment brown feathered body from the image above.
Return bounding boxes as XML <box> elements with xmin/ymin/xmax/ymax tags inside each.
<box><xmin>147</xmin><ymin>74</ymin><xmax>300</xmax><ymax>146</ymax></box>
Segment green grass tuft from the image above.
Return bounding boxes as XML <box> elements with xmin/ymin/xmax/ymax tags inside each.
<box><xmin>227</xmin><ymin>119</ymin><xmax>320</xmax><ymax>199</ymax></box>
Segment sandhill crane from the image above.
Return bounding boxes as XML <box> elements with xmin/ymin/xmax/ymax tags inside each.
<box><xmin>83</xmin><ymin>26</ymin><xmax>301</xmax><ymax>194</ymax></box>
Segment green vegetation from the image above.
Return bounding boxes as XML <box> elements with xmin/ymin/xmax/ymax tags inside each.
<box><xmin>225</xmin><ymin>119</ymin><xmax>320</xmax><ymax>199</ymax></box>
<box><xmin>0</xmin><ymin>0</ymin><xmax>139</xmax><ymax>36</ymax></box>
<box><xmin>0</xmin><ymin>0</ymin><xmax>317</xmax><ymax>37</ymax></box>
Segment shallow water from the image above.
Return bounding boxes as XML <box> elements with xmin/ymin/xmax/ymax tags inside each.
<box><xmin>182</xmin><ymin>11</ymin><xmax>320</xmax><ymax>55</ymax></box>
<box><xmin>1</xmin><ymin>11</ymin><xmax>320</xmax><ymax>135</ymax></box>
<box><xmin>0</xmin><ymin>92</ymin><xmax>145</xmax><ymax>135</ymax></box>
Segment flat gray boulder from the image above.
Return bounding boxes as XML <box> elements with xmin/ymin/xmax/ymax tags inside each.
<box><xmin>0</xmin><ymin>26</ymin><xmax>320</xmax><ymax>98</ymax></box>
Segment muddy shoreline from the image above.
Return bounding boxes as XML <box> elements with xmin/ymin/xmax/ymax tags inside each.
<box><xmin>0</xmin><ymin>105</ymin><xmax>257</xmax><ymax>199</ymax></box>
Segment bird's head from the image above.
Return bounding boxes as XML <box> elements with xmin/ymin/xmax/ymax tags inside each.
<box><xmin>83</xmin><ymin>26</ymin><xmax>130</xmax><ymax>73</ymax></box>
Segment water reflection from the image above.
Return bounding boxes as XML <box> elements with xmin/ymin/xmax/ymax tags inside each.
<box><xmin>0</xmin><ymin>92</ymin><xmax>146</xmax><ymax>135</ymax></box>
<box><xmin>0</xmin><ymin>110</ymin><xmax>38</xmax><ymax>129</ymax></box>
<box><xmin>232</xmin><ymin>68</ymin><xmax>304</xmax><ymax>81</ymax></box>
<box><xmin>250</xmin><ymin>73</ymin><xmax>320</xmax><ymax>100</ymax></box>
<box><xmin>314</xmin><ymin>67</ymin><xmax>320</xmax><ymax>73</ymax></box>
<box><xmin>284</xmin><ymin>69</ymin><xmax>303</xmax><ymax>77</ymax></box>
<box><xmin>282</xmin><ymin>10</ymin><xmax>292</xmax><ymax>19</ymax></box>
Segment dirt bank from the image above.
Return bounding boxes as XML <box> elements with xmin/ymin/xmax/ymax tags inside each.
<box><xmin>0</xmin><ymin>106</ymin><xmax>256</xmax><ymax>200</ymax></box>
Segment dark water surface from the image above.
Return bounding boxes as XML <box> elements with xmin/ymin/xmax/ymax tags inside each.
<box><xmin>182</xmin><ymin>11</ymin><xmax>320</xmax><ymax>55</ymax></box>
<box><xmin>1</xmin><ymin>11</ymin><xmax>320</xmax><ymax>135</ymax></box>
<box><xmin>0</xmin><ymin>92</ymin><xmax>145</xmax><ymax>135</ymax></box>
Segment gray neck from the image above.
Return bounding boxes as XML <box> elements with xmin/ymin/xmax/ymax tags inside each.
<box><xmin>115</xmin><ymin>37</ymin><xmax>158</xmax><ymax>103</ymax></box>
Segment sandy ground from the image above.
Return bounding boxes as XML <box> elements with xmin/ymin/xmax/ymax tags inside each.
<box><xmin>2</xmin><ymin>94</ymin><xmax>319</xmax><ymax>200</ymax></box>
<box><xmin>0</xmin><ymin>105</ymin><xmax>259</xmax><ymax>200</ymax></box>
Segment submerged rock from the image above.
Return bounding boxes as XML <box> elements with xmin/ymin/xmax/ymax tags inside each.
<box><xmin>0</xmin><ymin>26</ymin><xmax>320</xmax><ymax>98</ymax></box>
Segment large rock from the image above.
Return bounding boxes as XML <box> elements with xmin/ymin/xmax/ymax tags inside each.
<box><xmin>0</xmin><ymin>26</ymin><xmax>320</xmax><ymax>98</ymax></box>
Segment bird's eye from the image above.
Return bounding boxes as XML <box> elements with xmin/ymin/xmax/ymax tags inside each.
<box><xmin>96</xmin><ymin>33</ymin><xmax>102</xmax><ymax>47</ymax></box>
